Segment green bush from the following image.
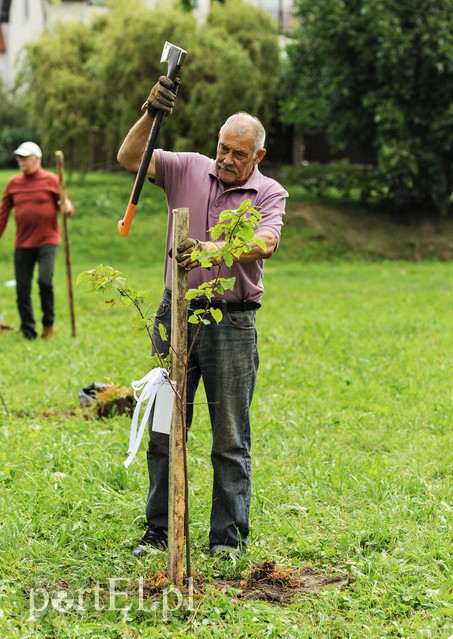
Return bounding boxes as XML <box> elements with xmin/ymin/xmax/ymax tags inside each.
<box><xmin>283</xmin><ymin>160</ymin><xmax>387</xmax><ymax>204</ymax></box>
<box><xmin>281</xmin><ymin>0</ymin><xmax>453</xmax><ymax>216</ymax></box>
<box><xmin>0</xmin><ymin>81</ymin><xmax>37</xmax><ymax>168</ymax></box>
<box><xmin>17</xmin><ymin>0</ymin><xmax>281</xmax><ymax>169</ymax></box>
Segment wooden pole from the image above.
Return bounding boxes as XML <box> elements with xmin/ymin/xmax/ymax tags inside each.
<box><xmin>55</xmin><ymin>151</ymin><xmax>76</xmax><ymax>338</ymax></box>
<box><xmin>168</xmin><ymin>207</ymin><xmax>189</xmax><ymax>585</ymax></box>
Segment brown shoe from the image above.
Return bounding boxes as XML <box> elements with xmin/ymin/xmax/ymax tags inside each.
<box><xmin>41</xmin><ymin>325</ymin><xmax>55</xmax><ymax>338</ymax></box>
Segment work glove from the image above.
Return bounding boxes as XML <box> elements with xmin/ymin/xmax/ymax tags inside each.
<box><xmin>176</xmin><ymin>238</ymin><xmax>221</xmax><ymax>271</ymax></box>
<box><xmin>141</xmin><ymin>75</ymin><xmax>179</xmax><ymax>117</ymax></box>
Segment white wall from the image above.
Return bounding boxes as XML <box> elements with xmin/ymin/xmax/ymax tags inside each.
<box><xmin>1</xmin><ymin>0</ymin><xmax>45</xmax><ymax>86</ymax></box>
<box><xmin>46</xmin><ymin>0</ymin><xmax>106</xmax><ymax>27</ymax></box>
<box><xmin>0</xmin><ymin>0</ymin><xmax>106</xmax><ymax>87</ymax></box>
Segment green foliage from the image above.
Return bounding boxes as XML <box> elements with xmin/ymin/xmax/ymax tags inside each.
<box><xmin>284</xmin><ymin>160</ymin><xmax>386</xmax><ymax>203</ymax></box>
<box><xmin>282</xmin><ymin>0</ymin><xmax>453</xmax><ymax>216</ymax></box>
<box><xmin>77</xmin><ymin>200</ymin><xmax>263</xmax><ymax>337</ymax></box>
<box><xmin>176</xmin><ymin>25</ymin><xmax>263</xmax><ymax>156</ymax></box>
<box><xmin>17</xmin><ymin>0</ymin><xmax>281</xmax><ymax>166</ymax></box>
<box><xmin>76</xmin><ymin>263</ymin><xmax>165</xmax><ymax>360</ymax></box>
<box><xmin>87</xmin><ymin>0</ymin><xmax>198</xmax><ymax>156</ymax></box>
<box><xmin>0</xmin><ymin>81</ymin><xmax>37</xmax><ymax>168</ymax></box>
<box><xmin>188</xmin><ymin>199</ymin><xmax>263</xmax><ymax>270</ymax></box>
<box><xmin>18</xmin><ymin>21</ymin><xmax>99</xmax><ymax>171</ymax></box>
<box><xmin>205</xmin><ymin>0</ymin><xmax>280</xmax><ymax>130</ymax></box>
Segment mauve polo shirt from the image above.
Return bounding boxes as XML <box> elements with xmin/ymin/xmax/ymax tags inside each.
<box><xmin>153</xmin><ymin>150</ymin><xmax>288</xmax><ymax>303</ymax></box>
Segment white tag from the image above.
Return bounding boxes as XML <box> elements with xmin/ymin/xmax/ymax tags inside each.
<box><xmin>151</xmin><ymin>379</ymin><xmax>176</xmax><ymax>434</ymax></box>
<box><xmin>123</xmin><ymin>368</ymin><xmax>172</xmax><ymax>469</ymax></box>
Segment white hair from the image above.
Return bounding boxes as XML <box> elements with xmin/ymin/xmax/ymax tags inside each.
<box><xmin>220</xmin><ymin>112</ymin><xmax>266</xmax><ymax>155</ymax></box>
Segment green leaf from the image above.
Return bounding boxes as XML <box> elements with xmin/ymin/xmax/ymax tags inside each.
<box><xmin>185</xmin><ymin>289</ymin><xmax>201</xmax><ymax>300</ymax></box>
<box><xmin>221</xmin><ymin>277</ymin><xmax>236</xmax><ymax>290</ymax></box>
<box><xmin>237</xmin><ymin>199</ymin><xmax>252</xmax><ymax>212</ymax></box>
<box><xmin>76</xmin><ymin>271</ymin><xmax>93</xmax><ymax>285</ymax></box>
<box><xmin>131</xmin><ymin>317</ymin><xmax>148</xmax><ymax>330</ymax></box>
<box><xmin>210</xmin><ymin>307</ymin><xmax>223</xmax><ymax>324</ymax></box>
<box><xmin>112</xmin><ymin>276</ymin><xmax>127</xmax><ymax>289</ymax></box>
<box><xmin>224</xmin><ymin>252</ymin><xmax>234</xmax><ymax>267</ymax></box>
<box><xmin>158</xmin><ymin>323</ymin><xmax>168</xmax><ymax>342</ymax></box>
<box><xmin>210</xmin><ymin>226</ymin><xmax>224</xmax><ymax>240</ymax></box>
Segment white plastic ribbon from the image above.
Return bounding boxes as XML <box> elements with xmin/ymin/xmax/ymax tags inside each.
<box><xmin>123</xmin><ymin>367</ymin><xmax>175</xmax><ymax>468</ymax></box>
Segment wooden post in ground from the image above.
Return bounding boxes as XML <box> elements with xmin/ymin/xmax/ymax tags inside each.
<box><xmin>167</xmin><ymin>207</ymin><xmax>189</xmax><ymax>585</ymax></box>
<box><xmin>55</xmin><ymin>151</ymin><xmax>76</xmax><ymax>338</ymax></box>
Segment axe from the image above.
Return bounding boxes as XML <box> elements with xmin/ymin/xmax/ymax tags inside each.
<box><xmin>118</xmin><ymin>41</ymin><xmax>187</xmax><ymax>236</ymax></box>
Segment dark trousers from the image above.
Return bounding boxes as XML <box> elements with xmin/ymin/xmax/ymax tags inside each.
<box><xmin>146</xmin><ymin>288</ymin><xmax>259</xmax><ymax>552</ymax></box>
<box><xmin>14</xmin><ymin>244</ymin><xmax>58</xmax><ymax>339</ymax></box>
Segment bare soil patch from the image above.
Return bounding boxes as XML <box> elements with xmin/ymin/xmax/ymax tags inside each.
<box><xmin>143</xmin><ymin>561</ymin><xmax>354</xmax><ymax>606</ymax></box>
<box><xmin>235</xmin><ymin>560</ymin><xmax>354</xmax><ymax>604</ymax></box>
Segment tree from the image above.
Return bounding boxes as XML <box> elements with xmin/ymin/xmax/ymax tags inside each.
<box><xmin>281</xmin><ymin>0</ymin><xmax>453</xmax><ymax>216</ymax></box>
<box><xmin>206</xmin><ymin>0</ymin><xmax>281</xmax><ymax>131</ymax></box>
<box><xmin>179</xmin><ymin>25</ymin><xmax>263</xmax><ymax>156</ymax></box>
<box><xmin>17</xmin><ymin>0</ymin><xmax>282</xmax><ymax>168</ymax></box>
<box><xmin>0</xmin><ymin>80</ymin><xmax>36</xmax><ymax>168</ymax></box>
<box><xmin>18</xmin><ymin>20</ymin><xmax>99</xmax><ymax>171</ymax></box>
<box><xmin>87</xmin><ymin>0</ymin><xmax>198</xmax><ymax>162</ymax></box>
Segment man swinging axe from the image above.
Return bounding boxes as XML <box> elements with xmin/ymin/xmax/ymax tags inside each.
<box><xmin>117</xmin><ymin>51</ymin><xmax>288</xmax><ymax>559</ymax></box>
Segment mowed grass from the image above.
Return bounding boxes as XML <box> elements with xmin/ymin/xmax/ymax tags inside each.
<box><xmin>0</xmin><ymin>170</ymin><xmax>452</xmax><ymax>638</ymax></box>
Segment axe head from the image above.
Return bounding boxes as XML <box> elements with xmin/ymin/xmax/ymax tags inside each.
<box><xmin>160</xmin><ymin>42</ymin><xmax>187</xmax><ymax>80</ymax></box>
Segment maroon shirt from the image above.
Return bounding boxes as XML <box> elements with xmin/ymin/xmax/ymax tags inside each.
<box><xmin>0</xmin><ymin>167</ymin><xmax>61</xmax><ymax>248</ymax></box>
<box><xmin>153</xmin><ymin>150</ymin><xmax>288</xmax><ymax>303</ymax></box>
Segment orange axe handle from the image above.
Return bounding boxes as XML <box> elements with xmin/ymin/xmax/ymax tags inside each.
<box><xmin>118</xmin><ymin>173</ymin><xmax>139</xmax><ymax>237</ymax></box>
<box><xmin>118</xmin><ymin>110</ymin><xmax>164</xmax><ymax>237</ymax></box>
<box><xmin>118</xmin><ymin>202</ymin><xmax>136</xmax><ymax>237</ymax></box>
<box><xmin>118</xmin><ymin>41</ymin><xmax>186</xmax><ymax>237</ymax></box>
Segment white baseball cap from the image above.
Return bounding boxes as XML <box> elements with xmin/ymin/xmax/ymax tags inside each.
<box><xmin>13</xmin><ymin>141</ymin><xmax>42</xmax><ymax>158</ymax></box>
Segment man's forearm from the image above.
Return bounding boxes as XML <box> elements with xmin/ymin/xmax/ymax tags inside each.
<box><xmin>221</xmin><ymin>229</ymin><xmax>278</xmax><ymax>263</ymax></box>
<box><xmin>117</xmin><ymin>114</ymin><xmax>154</xmax><ymax>174</ymax></box>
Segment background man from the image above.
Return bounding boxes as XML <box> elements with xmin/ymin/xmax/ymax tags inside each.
<box><xmin>117</xmin><ymin>77</ymin><xmax>288</xmax><ymax>558</ymax></box>
<box><xmin>0</xmin><ymin>142</ymin><xmax>74</xmax><ymax>339</ymax></box>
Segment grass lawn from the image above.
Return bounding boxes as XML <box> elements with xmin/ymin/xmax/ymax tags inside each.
<box><xmin>0</xmin><ymin>170</ymin><xmax>452</xmax><ymax>638</ymax></box>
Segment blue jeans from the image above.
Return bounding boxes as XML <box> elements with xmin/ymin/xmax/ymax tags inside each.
<box><xmin>146</xmin><ymin>288</ymin><xmax>259</xmax><ymax>551</ymax></box>
<box><xmin>14</xmin><ymin>244</ymin><xmax>58</xmax><ymax>339</ymax></box>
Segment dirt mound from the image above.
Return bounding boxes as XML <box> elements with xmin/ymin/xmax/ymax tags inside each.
<box><xmin>142</xmin><ymin>561</ymin><xmax>354</xmax><ymax>607</ymax></box>
<box><xmin>237</xmin><ymin>560</ymin><xmax>354</xmax><ymax>604</ymax></box>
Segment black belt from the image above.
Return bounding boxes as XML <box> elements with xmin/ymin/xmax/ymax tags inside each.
<box><xmin>190</xmin><ymin>299</ymin><xmax>260</xmax><ymax>312</ymax></box>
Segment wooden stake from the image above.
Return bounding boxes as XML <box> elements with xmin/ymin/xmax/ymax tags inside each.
<box><xmin>167</xmin><ymin>208</ymin><xmax>189</xmax><ymax>585</ymax></box>
<box><xmin>55</xmin><ymin>151</ymin><xmax>76</xmax><ymax>338</ymax></box>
